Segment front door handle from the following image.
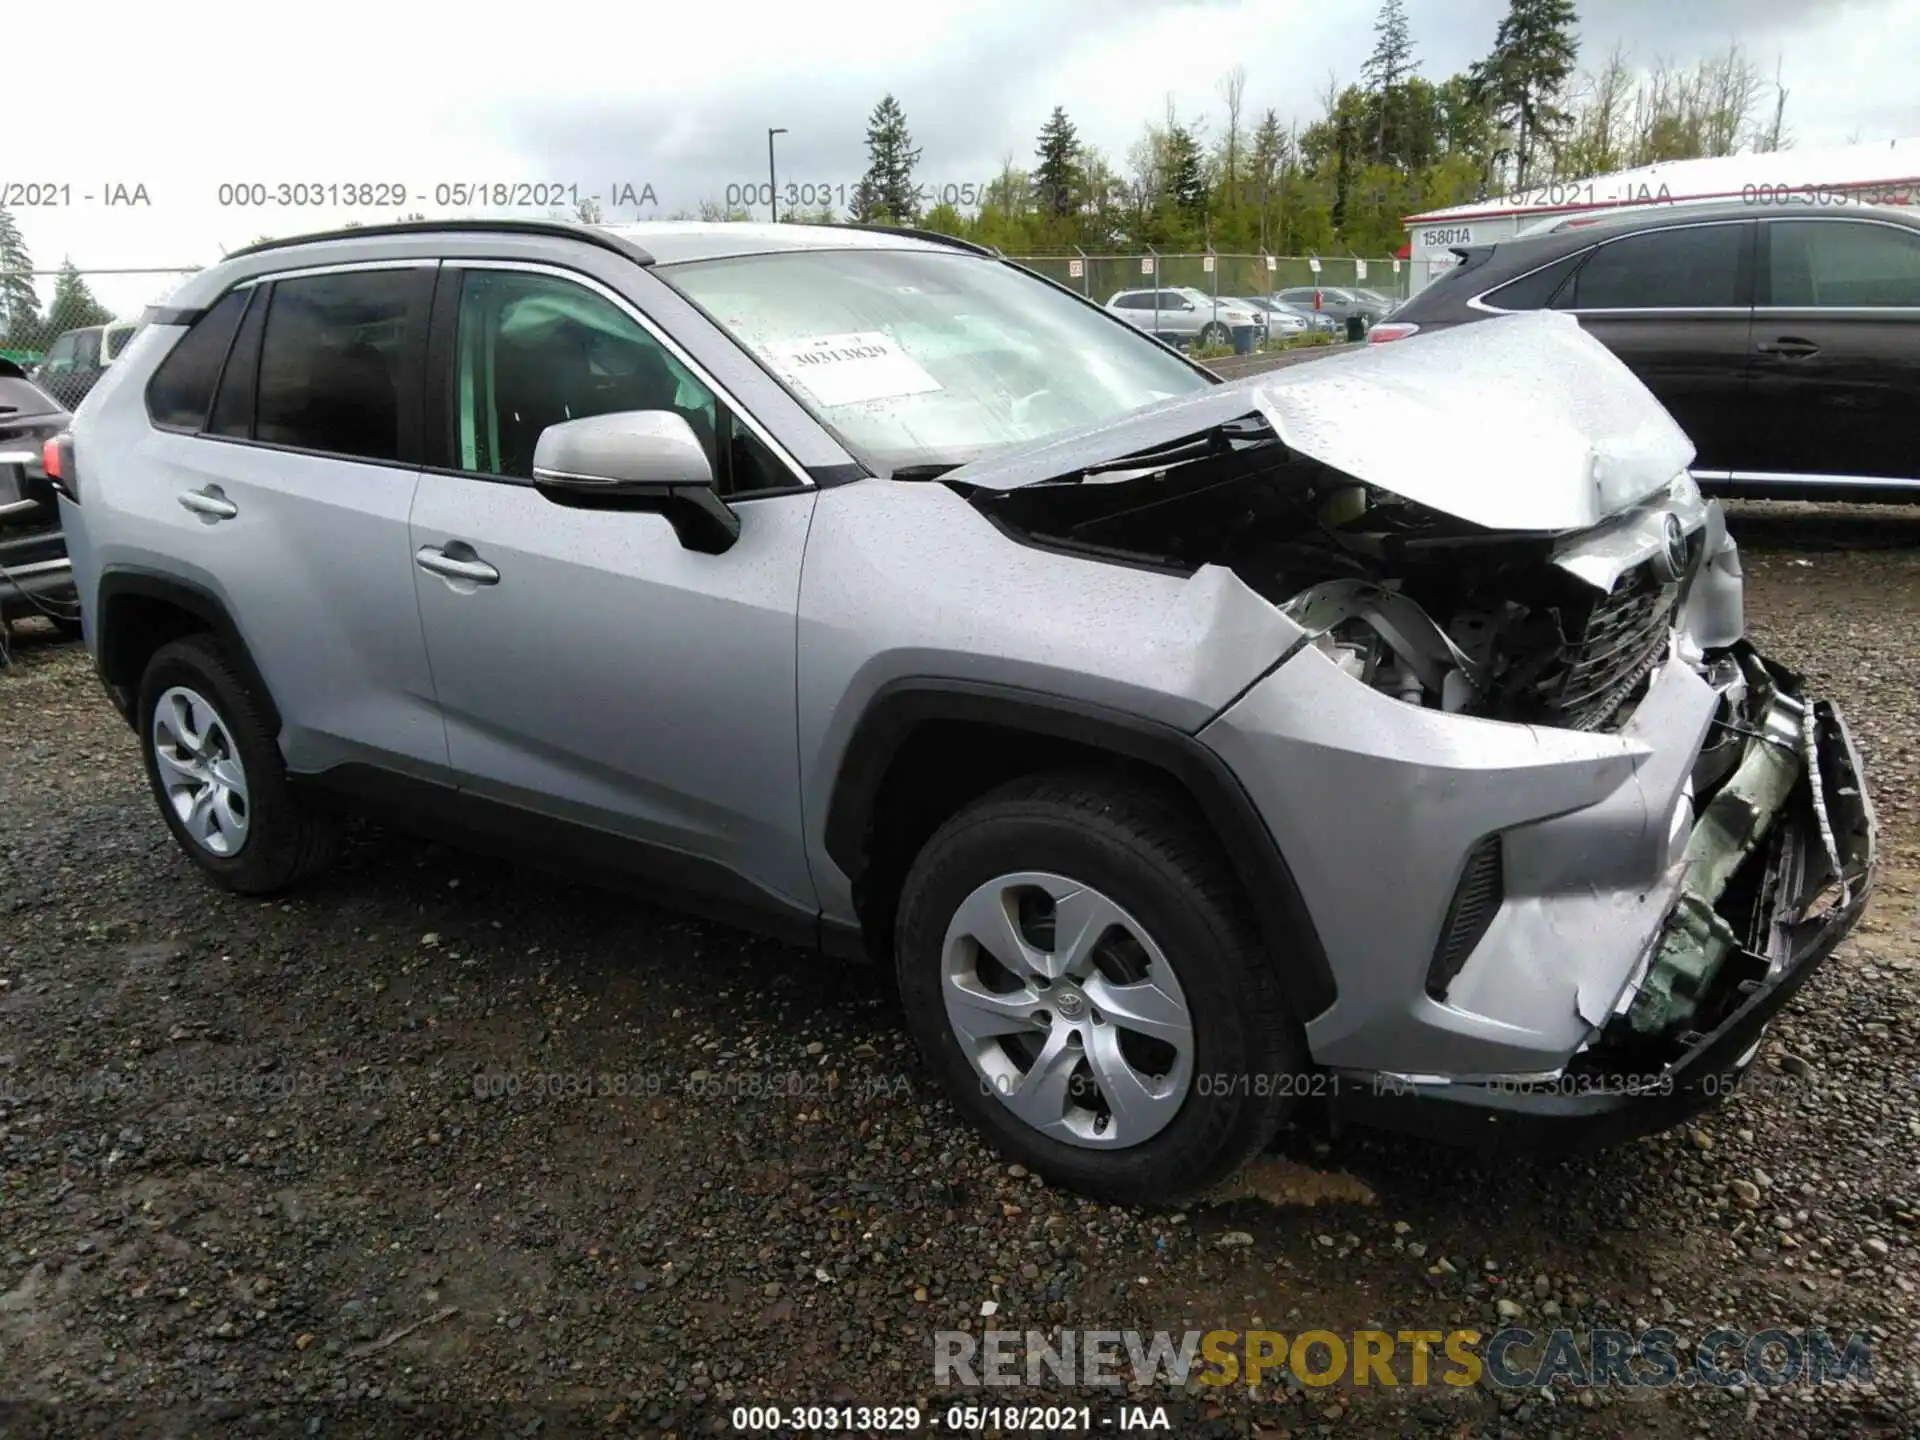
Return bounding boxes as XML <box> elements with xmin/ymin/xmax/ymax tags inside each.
<box><xmin>177</xmin><ymin>487</ymin><xmax>238</xmax><ymax>520</ymax></box>
<box><xmin>1756</xmin><ymin>336</ymin><xmax>1821</xmax><ymax>358</ymax></box>
<box><xmin>415</xmin><ymin>545</ymin><xmax>500</xmax><ymax>585</ymax></box>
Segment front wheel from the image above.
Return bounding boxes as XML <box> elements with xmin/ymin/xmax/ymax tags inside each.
<box><xmin>1199</xmin><ymin>322</ymin><xmax>1230</xmax><ymax>346</ymax></box>
<box><xmin>895</xmin><ymin>773</ymin><xmax>1305</xmax><ymax>1205</ymax></box>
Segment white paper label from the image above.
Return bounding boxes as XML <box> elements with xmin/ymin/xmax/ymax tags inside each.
<box><xmin>1068</xmin><ymin>258</ymin><xmax>1084</xmax><ymax>277</ymax></box>
<box><xmin>1202</xmin><ymin>254</ymin><xmax>1215</xmax><ymax>273</ymax></box>
<box><xmin>763</xmin><ymin>331</ymin><xmax>941</xmax><ymax>408</ymax></box>
<box><xmin>1265</xmin><ymin>254</ymin><xmax>1277</xmax><ymax>271</ymax></box>
<box><xmin>1140</xmin><ymin>256</ymin><xmax>1155</xmax><ymax>274</ymax></box>
<box><xmin>1354</xmin><ymin>258</ymin><xmax>1368</xmax><ymax>280</ymax></box>
<box><xmin>1307</xmin><ymin>256</ymin><xmax>1322</xmax><ymax>274</ymax></box>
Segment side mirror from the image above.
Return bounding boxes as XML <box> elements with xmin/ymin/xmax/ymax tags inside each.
<box><xmin>531</xmin><ymin>410</ymin><xmax>739</xmax><ymax>555</ymax></box>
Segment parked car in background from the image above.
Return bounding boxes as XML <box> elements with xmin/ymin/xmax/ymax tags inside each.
<box><xmin>34</xmin><ymin>320</ymin><xmax>139</xmax><ymax>410</ymax></box>
<box><xmin>1231</xmin><ymin>297</ymin><xmax>1310</xmax><ymax>338</ymax></box>
<box><xmin>0</xmin><ymin>357</ymin><xmax>79</xmax><ymax>634</ymax></box>
<box><xmin>1248</xmin><ymin>296</ymin><xmax>1338</xmax><ymax>335</ymax></box>
<box><xmin>54</xmin><ymin>221</ymin><xmax>1875</xmax><ymax>1203</ymax></box>
<box><xmin>1373</xmin><ymin>199</ymin><xmax>1920</xmax><ymax>500</ymax></box>
<box><xmin>1105</xmin><ymin>287</ymin><xmax>1262</xmax><ymax>348</ymax></box>
<box><xmin>1273</xmin><ymin>285</ymin><xmax>1392</xmax><ymax>329</ymax></box>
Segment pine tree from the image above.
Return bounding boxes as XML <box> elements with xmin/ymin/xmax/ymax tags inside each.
<box><xmin>1247</xmin><ymin>111</ymin><xmax>1289</xmax><ymax>251</ymax></box>
<box><xmin>854</xmin><ymin>95</ymin><xmax>922</xmax><ymax>224</ymax></box>
<box><xmin>46</xmin><ymin>260</ymin><xmax>115</xmax><ymax>336</ymax></box>
<box><xmin>1363</xmin><ymin>0</ymin><xmax>1417</xmax><ymax>163</ymax></box>
<box><xmin>0</xmin><ymin>209</ymin><xmax>42</xmax><ymax>350</ymax></box>
<box><xmin>1470</xmin><ymin>0</ymin><xmax>1580</xmax><ymax>187</ymax></box>
<box><xmin>1165</xmin><ymin>123</ymin><xmax>1207</xmax><ymax>221</ymax></box>
<box><xmin>1033</xmin><ymin>106</ymin><xmax>1080</xmax><ymax>218</ymax></box>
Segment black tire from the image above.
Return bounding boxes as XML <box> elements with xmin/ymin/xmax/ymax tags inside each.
<box><xmin>137</xmin><ymin>633</ymin><xmax>340</xmax><ymax>895</ymax></box>
<box><xmin>1199</xmin><ymin>322</ymin><xmax>1230</xmax><ymax>346</ymax></box>
<box><xmin>895</xmin><ymin>772</ymin><xmax>1305</xmax><ymax>1206</ymax></box>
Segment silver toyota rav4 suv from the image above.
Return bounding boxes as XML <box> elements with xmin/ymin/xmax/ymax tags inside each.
<box><xmin>53</xmin><ymin>220</ymin><xmax>1875</xmax><ymax>1204</ymax></box>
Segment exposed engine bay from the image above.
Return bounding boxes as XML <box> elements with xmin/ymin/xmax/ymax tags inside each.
<box><xmin>965</xmin><ymin>416</ymin><xmax>1686</xmax><ymax>733</ymax></box>
<box><xmin>960</xmin><ymin>416</ymin><xmax>1875</xmax><ymax>1062</ymax></box>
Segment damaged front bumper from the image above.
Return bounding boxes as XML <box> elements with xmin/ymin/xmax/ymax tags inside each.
<box><xmin>1203</xmin><ymin>634</ymin><xmax>1876</xmax><ymax>1150</ymax></box>
<box><xmin>1335</xmin><ymin>688</ymin><xmax>1873</xmax><ymax>1149</ymax></box>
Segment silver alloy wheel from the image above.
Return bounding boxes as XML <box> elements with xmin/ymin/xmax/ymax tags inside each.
<box><xmin>150</xmin><ymin>685</ymin><xmax>250</xmax><ymax>857</ymax></box>
<box><xmin>941</xmin><ymin>871</ymin><xmax>1195</xmax><ymax>1149</ymax></box>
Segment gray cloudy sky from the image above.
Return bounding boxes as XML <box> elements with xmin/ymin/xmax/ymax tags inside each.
<box><xmin>6</xmin><ymin>0</ymin><xmax>1916</xmax><ymax>312</ymax></box>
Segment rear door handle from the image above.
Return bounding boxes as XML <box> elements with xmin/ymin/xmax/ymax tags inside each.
<box><xmin>415</xmin><ymin>545</ymin><xmax>500</xmax><ymax>585</ymax></box>
<box><xmin>1756</xmin><ymin>336</ymin><xmax>1820</xmax><ymax>358</ymax></box>
<box><xmin>177</xmin><ymin>487</ymin><xmax>238</xmax><ymax>520</ymax></box>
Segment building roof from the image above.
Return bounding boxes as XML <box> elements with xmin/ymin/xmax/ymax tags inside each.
<box><xmin>1405</xmin><ymin>136</ymin><xmax>1920</xmax><ymax>227</ymax></box>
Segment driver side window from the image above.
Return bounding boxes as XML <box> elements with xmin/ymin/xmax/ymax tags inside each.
<box><xmin>452</xmin><ymin>270</ymin><xmax>720</xmax><ymax>482</ymax></box>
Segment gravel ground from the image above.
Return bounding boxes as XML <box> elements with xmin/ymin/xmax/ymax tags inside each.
<box><xmin>1</xmin><ymin>502</ymin><xmax>1915</xmax><ymax>1439</ymax></box>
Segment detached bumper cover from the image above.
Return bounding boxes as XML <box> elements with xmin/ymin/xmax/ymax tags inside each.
<box><xmin>1205</xmin><ymin>632</ymin><xmax>1875</xmax><ymax>1126</ymax></box>
<box><xmin>1330</xmin><ymin>696</ymin><xmax>1874</xmax><ymax>1147</ymax></box>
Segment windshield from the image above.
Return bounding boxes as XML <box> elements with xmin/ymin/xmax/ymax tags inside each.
<box><xmin>662</xmin><ymin>248</ymin><xmax>1213</xmax><ymax>474</ymax></box>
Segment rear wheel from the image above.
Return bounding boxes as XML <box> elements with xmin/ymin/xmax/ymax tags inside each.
<box><xmin>895</xmin><ymin>773</ymin><xmax>1305</xmax><ymax>1205</ymax></box>
<box><xmin>137</xmin><ymin>634</ymin><xmax>340</xmax><ymax>894</ymax></box>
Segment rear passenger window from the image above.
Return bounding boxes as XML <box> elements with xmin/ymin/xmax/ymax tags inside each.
<box><xmin>1558</xmin><ymin>223</ymin><xmax>1747</xmax><ymax>310</ymax></box>
<box><xmin>1768</xmin><ymin>220</ymin><xmax>1920</xmax><ymax>307</ymax></box>
<box><xmin>146</xmin><ymin>288</ymin><xmax>249</xmax><ymax>431</ymax></box>
<box><xmin>255</xmin><ymin>268</ymin><xmax>432</xmax><ymax>463</ymax></box>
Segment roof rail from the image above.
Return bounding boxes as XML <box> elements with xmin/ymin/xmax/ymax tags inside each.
<box><xmin>804</xmin><ymin>221</ymin><xmax>1001</xmax><ymax>258</ymax></box>
<box><xmin>222</xmin><ymin>218</ymin><xmax>655</xmax><ymax>266</ymax></box>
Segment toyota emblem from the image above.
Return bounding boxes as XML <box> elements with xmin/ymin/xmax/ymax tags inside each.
<box><xmin>1658</xmin><ymin>514</ymin><xmax>1691</xmax><ymax>581</ymax></box>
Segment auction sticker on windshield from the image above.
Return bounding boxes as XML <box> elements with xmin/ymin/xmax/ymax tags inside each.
<box><xmin>763</xmin><ymin>331</ymin><xmax>941</xmax><ymax>407</ymax></box>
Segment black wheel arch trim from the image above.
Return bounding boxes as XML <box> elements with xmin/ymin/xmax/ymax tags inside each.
<box><xmin>822</xmin><ymin>678</ymin><xmax>1337</xmax><ymax>1019</ymax></box>
<box><xmin>95</xmin><ymin>568</ymin><xmax>282</xmax><ymax>735</ymax></box>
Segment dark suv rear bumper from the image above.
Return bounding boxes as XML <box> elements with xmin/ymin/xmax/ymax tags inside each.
<box><xmin>1327</xmin><ymin>698</ymin><xmax>1876</xmax><ymax>1151</ymax></box>
<box><xmin>0</xmin><ymin>520</ymin><xmax>75</xmax><ymax>622</ymax></box>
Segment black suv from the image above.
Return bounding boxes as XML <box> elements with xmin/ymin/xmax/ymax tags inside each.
<box><xmin>0</xmin><ymin>358</ymin><xmax>78</xmax><ymax>634</ymax></box>
<box><xmin>1380</xmin><ymin>200</ymin><xmax>1920</xmax><ymax>500</ymax></box>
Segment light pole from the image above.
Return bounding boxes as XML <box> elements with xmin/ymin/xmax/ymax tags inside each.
<box><xmin>767</xmin><ymin>128</ymin><xmax>788</xmax><ymax>223</ymax></box>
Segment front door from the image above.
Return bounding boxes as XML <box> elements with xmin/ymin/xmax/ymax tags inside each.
<box><xmin>407</xmin><ymin>263</ymin><xmax>819</xmax><ymax>913</ymax></box>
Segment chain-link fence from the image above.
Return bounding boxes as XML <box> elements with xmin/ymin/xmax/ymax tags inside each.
<box><xmin>1007</xmin><ymin>252</ymin><xmax>1409</xmax><ymax>306</ymax></box>
<box><xmin>0</xmin><ymin>268</ymin><xmax>202</xmax><ymax>406</ymax></box>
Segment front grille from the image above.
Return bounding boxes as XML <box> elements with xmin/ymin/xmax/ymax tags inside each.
<box><xmin>1539</xmin><ymin>562</ymin><xmax>1680</xmax><ymax>731</ymax></box>
<box><xmin>1427</xmin><ymin>835</ymin><xmax>1504</xmax><ymax>1001</ymax></box>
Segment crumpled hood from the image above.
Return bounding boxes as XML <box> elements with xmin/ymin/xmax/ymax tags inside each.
<box><xmin>950</xmin><ymin>311</ymin><xmax>1697</xmax><ymax>532</ymax></box>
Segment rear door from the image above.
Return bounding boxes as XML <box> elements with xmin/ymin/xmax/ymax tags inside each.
<box><xmin>1750</xmin><ymin>215</ymin><xmax>1920</xmax><ymax>484</ymax></box>
<box><xmin>138</xmin><ymin>263</ymin><xmax>449</xmax><ymax>779</ymax></box>
<box><xmin>1549</xmin><ymin>220</ymin><xmax>1757</xmax><ymax>473</ymax></box>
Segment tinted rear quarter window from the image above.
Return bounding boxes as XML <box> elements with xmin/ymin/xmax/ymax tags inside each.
<box><xmin>147</xmin><ymin>288</ymin><xmax>250</xmax><ymax>431</ymax></box>
<box><xmin>1480</xmin><ymin>249</ymin><xmax>1584</xmax><ymax>310</ymax></box>
<box><xmin>255</xmin><ymin>268</ymin><xmax>431</xmax><ymax>463</ymax></box>
<box><xmin>209</xmin><ymin>286</ymin><xmax>267</xmax><ymax>438</ymax></box>
<box><xmin>1559</xmin><ymin>223</ymin><xmax>1747</xmax><ymax>309</ymax></box>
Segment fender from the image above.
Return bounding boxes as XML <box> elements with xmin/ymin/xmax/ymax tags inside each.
<box><xmin>823</xmin><ymin>678</ymin><xmax>1336</xmax><ymax>1019</ymax></box>
<box><xmin>94</xmin><ymin>567</ymin><xmax>282</xmax><ymax>735</ymax></box>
